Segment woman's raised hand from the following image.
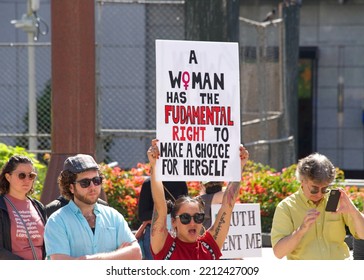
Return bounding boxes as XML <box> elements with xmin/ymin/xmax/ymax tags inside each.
<box><xmin>240</xmin><ymin>144</ymin><xmax>249</xmax><ymax>171</ymax></box>
<box><xmin>147</xmin><ymin>139</ymin><xmax>160</xmax><ymax>166</ymax></box>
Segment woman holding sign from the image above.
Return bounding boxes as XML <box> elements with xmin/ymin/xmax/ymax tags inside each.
<box><xmin>147</xmin><ymin>139</ymin><xmax>249</xmax><ymax>260</ymax></box>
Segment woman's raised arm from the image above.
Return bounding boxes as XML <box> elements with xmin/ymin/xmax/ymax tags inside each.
<box><xmin>147</xmin><ymin>139</ymin><xmax>169</xmax><ymax>255</ymax></box>
<box><xmin>208</xmin><ymin>145</ymin><xmax>249</xmax><ymax>249</ymax></box>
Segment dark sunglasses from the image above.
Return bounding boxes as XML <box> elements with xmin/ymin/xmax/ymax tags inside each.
<box><xmin>74</xmin><ymin>176</ymin><xmax>103</xmax><ymax>188</ymax></box>
<box><xmin>309</xmin><ymin>185</ymin><xmax>330</xmax><ymax>195</ymax></box>
<box><xmin>12</xmin><ymin>172</ymin><xmax>37</xmax><ymax>180</ymax></box>
<box><xmin>175</xmin><ymin>213</ymin><xmax>205</xmax><ymax>225</ymax></box>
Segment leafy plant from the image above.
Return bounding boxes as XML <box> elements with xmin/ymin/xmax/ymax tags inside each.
<box><xmin>345</xmin><ymin>186</ymin><xmax>364</xmax><ymax>212</ymax></box>
<box><xmin>100</xmin><ymin>162</ymin><xmax>149</xmax><ymax>230</ymax></box>
<box><xmin>237</xmin><ymin>161</ymin><xmax>300</xmax><ymax>232</ymax></box>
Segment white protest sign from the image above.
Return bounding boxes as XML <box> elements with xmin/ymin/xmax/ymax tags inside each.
<box><xmin>155</xmin><ymin>39</ymin><xmax>241</xmax><ymax>182</ymax></box>
<box><xmin>211</xmin><ymin>203</ymin><xmax>262</xmax><ymax>258</ymax></box>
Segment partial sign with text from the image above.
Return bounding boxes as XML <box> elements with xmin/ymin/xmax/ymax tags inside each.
<box><xmin>211</xmin><ymin>203</ymin><xmax>262</xmax><ymax>259</ymax></box>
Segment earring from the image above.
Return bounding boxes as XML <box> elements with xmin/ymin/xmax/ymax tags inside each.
<box><xmin>171</xmin><ymin>227</ymin><xmax>177</xmax><ymax>238</ymax></box>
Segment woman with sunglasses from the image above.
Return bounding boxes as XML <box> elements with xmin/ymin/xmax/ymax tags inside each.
<box><xmin>147</xmin><ymin>139</ymin><xmax>249</xmax><ymax>260</ymax></box>
<box><xmin>271</xmin><ymin>153</ymin><xmax>364</xmax><ymax>260</ymax></box>
<box><xmin>0</xmin><ymin>155</ymin><xmax>47</xmax><ymax>260</ymax></box>
<box><xmin>44</xmin><ymin>154</ymin><xmax>142</xmax><ymax>260</ymax></box>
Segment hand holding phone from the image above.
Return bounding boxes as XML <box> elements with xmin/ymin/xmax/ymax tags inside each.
<box><xmin>325</xmin><ymin>189</ymin><xmax>341</xmax><ymax>212</ymax></box>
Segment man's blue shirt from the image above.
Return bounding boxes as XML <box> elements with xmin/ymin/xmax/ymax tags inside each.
<box><xmin>44</xmin><ymin>200</ymin><xmax>136</xmax><ymax>258</ymax></box>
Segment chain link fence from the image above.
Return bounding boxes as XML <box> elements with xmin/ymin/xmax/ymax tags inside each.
<box><xmin>96</xmin><ymin>0</ymin><xmax>185</xmax><ymax>168</ymax></box>
<box><xmin>0</xmin><ymin>0</ymin><xmax>295</xmax><ymax>171</ymax></box>
<box><xmin>239</xmin><ymin>9</ymin><xmax>295</xmax><ymax>170</ymax></box>
<box><xmin>0</xmin><ymin>42</ymin><xmax>51</xmax><ymax>155</ymax></box>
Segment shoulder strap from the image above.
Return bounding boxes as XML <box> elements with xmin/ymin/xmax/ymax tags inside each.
<box><xmin>4</xmin><ymin>196</ymin><xmax>38</xmax><ymax>260</ymax></box>
<box><xmin>201</xmin><ymin>241</ymin><xmax>216</xmax><ymax>260</ymax></box>
<box><xmin>134</xmin><ymin>221</ymin><xmax>151</xmax><ymax>240</ymax></box>
<box><xmin>164</xmin><ymin>241</ymin><xmax>176</xmax><ymax>260</ymax></box>
<box><xmin>164</xmin><ymin>240</ymin><xmax>216</xmax><ymax>260</ymax></box>
<box><xmin>164</xmin><ymin>186</ymin><xmax>176</xmax><ymax>202</ymax></box>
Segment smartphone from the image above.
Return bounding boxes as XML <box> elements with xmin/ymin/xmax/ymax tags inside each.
<box><xmin>325</xmin><ymin>189</ymin><xmax>341</xmax><ymax>212</ymax></box>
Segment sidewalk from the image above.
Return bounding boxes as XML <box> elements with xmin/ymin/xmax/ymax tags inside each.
<box><xmin>244</xmin><ymin>247</ymin><xmax>354</xmax><ymax>260</ymax></box>
<box><xmin>260</xmin><ymin>247</ymin><xmax>276</xmax><ymax>259</ymax></box>
<box><xmin>243</xmin><ymin>247</ymin><xmax>277</xmax><ymax>260</ymax></box>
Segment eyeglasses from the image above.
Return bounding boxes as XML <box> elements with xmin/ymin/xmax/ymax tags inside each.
<box><xmin>74</xmin><ymin>176</ymin><xmax>103</xmax><ymax>188</ymax></box>
<box><xmin>175</xmin><ymin>213</ymin><xmax>205</xmax><ymax>225</ymax></box>
<box><xmin>12</xmin><ymin>172</ymin><xmax>37</xmax><ymax>180</ymax></box>
<box><xmin>309</xmin><ymin>185</ymin><xmax>330</xmax><ymax>194</ymax></box>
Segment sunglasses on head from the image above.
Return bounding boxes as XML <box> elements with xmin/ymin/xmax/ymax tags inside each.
<box><xmin>309</xmin><ymin>185</ymin><xmax>329</xmax><ymax>195</ymax></box>
<box><xmin>74</xmin><ymin>176</ymin><xmax>103</xmax><ymax>188</ymax></box>
<box><xmin>175</xmin><ymin>213</ymin><xmax>205</xmax><ymax>225</ymax></box>
<box><xmin>12</xmin><ymin>172</ymin><xmax>37</xmax><ymax>180</ymax></box>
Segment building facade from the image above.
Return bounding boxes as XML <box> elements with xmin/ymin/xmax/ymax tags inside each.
<box><xmin>0</xmin><ymin>0</ymin><xmax>363</xmax><ymax>177</ymax></box>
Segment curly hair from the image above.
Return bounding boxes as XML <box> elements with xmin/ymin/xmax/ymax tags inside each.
<box><xmin>0</xmin><ymin>155</ymin><xmax>35</xmax><ymax>195</ymax></box>
<box><xmin>295</xmin><ymin>153</ymin><xmax>336</xmax><ymax>185</ymax></box>
<box><xmin>58</xmin><ymin>170</ymin><xmax>77</xmax><ymax>200</ymax></box>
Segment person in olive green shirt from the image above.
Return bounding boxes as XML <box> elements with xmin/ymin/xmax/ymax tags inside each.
<box><xmin>271</xmin><ymin>153</ymin><xmax>364</xmax><ymax>260</ymax></box>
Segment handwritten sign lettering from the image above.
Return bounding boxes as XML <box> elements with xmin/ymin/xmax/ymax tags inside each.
<box><xmin>211</xmin><ymin>203</ymin><xmax>262</xmax><ymax>258</ymax></box>
<box><xmin>155</xmin><ymin>40</ymin><xmax>240</xmax><ymax>181</ymax></box>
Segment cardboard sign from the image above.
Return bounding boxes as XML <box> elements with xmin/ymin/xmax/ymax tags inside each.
<box><xmin>155</xmin><ymin>39</ymin><xmax>241</xmax><ymax>181</ymax></box>
<box><xmin>211</xmin><ymin>203</ymin><xmax>262</xmax><ymax>258</ymax></box>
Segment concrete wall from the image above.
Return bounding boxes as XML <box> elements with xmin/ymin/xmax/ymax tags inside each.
<box><xmin>240</xmin><ymin>0</ymin><xmax>364</xmax><ymax>173</ymax></box>
<box><xmin>300</xmin><ymin>0</ymin><xmax>364</xmax><ymax>171</ymax></box>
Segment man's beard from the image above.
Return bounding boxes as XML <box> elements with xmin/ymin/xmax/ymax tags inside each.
<box><xmin>73</xmin><ymin>188</ymin><xmax>100</xmax><ymax>205</ymax></box>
